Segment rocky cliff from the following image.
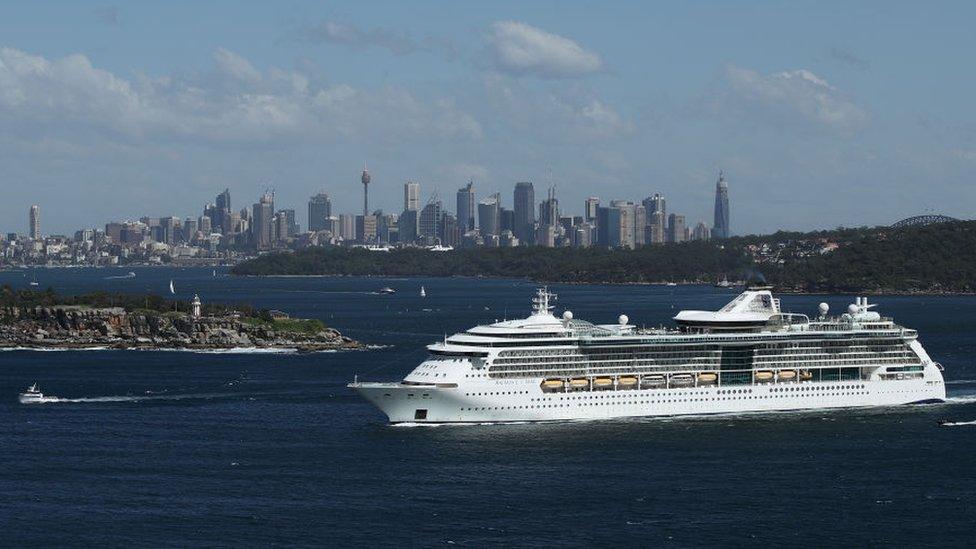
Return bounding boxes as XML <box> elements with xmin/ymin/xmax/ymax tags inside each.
<box><xmin>0</xmin><ymin>306</ymin><xmax>359</xmax><ymax>351</ymax></box>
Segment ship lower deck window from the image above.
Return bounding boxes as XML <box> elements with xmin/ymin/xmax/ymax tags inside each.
<box><xmin>414</xmin><ymin>409</ymin><xmax>428</xmax><ymax>420</ymax></box>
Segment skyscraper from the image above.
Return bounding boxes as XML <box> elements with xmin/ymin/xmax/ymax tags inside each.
<box><xmin>643</xmin><ymin>193</ymin><xmax>667</xmax><ymax>245</ymax></box>
<box><xmin>361</xmin><ymin>163</ymin><xmax>371</xmax><ymax>217</ymax></box>
<box><xmin>308</xmin><ymin>193</ymin><xmax>332</xmax><ymax>232</ymax></box>
<box><xmin>608</xmin><ymin>200</ymin><xmax>636</xmax><ymax>249</ymax></box>
<box><xmin>456</xmin><ymin>181</ymin><xmax>475</xmax><ymax>232</ymax></box>
<box><xmin>513</xmin><ymin>181</ymin><xmax>535</xmax><ymax>245</ymax></box>
<box><xmin>398</xmin><ymin>209</ymin><xmax>418</xmax><ymax>244</ymax></box>
<box><xmin>712</xmin><ymin>171</ymin><xmax>730</xmax><ymax>239</ymax></box>
<box><xmin>198</xmin><ymin>215</ymin><xmax>212</xmax><ymax>236</ymax></box>
<box><xmin>252</xmin><ymin>192</ymin><xmax>274</xmax><ymax>250</ymax></box>
<box><xmin>404</xmin><ymin>181</ymin><xmax>420</xmax><ymax>212</ymax></box>
<box><xmin>419</xmin><ymin>200</ymin><xmax>442</xmax><ymax>243</ymax></box>
<box><xmin>214</xmin><ymin>189</ymin><xmax>231</xmax><ymax>233</ymax></box>
<box><xmin>692</xmin><ymin>221</ymin><xmax>711</xmax><ymax>241</ymax></box>
<box><xmin>279</xmin><ymin>209</ymin><xmax>297</xmax><ymax>238</ymax></box>
<box><xmin>478</xmin><ymin>194</ymin><xmax>501</xmax><ymax>236</ymax></box>
<box><xmin>667</xmin><ymin>213</ymin><xmax>687</xmax><ymax>243</ymax></box>
<box><xmin>535</xmin><ymin>187</ymin><xmax>559</xmax><ymax>248</ymax></box>
<box><xmin>356</xmin><ymin>214</ymin><xmax>377</xmax><ymax>242</ymax></box>
<box><xmin>634</xmin><ymin>204</ymin><xmax>646</xmax><ymax>247</ymax></box>
<box><xmin>539</xmin><ymin>187</ymin><xmax>559</xmax><ymax>227</ymax></box>
<box><xmin>584</xmin><ymin>197</ymin><xmax>599</xmax><ymax>223</ymax></box>
<box><xmin>440</xmin><ymin>212</ymin><xmax>459</xmax><ymax>247</ymax></box>
<box><xmin>29</xmin><ymin>205</ymin><xmax>40</xmax><ymax>240</ymax></box>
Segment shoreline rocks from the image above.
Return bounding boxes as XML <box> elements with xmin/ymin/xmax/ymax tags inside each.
<box><xmin>0</xmin><ymin>306</ymin><xmax>361</xmax><ymax>352</ymax></box>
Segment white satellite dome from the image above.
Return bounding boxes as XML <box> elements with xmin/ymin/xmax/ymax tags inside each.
<box><xmin>848</xmin><ymin>303</ymin><xmax>859</xmax><ymax>315</ymax></box>
<box><xmin>618</xmin><ymin>314</ymin><xmax>629</xmax><ymax>325</ymax></box>
<box><xmin>562</xmin><ymin>310</ymin><xmax>573</xmax><ymax>321</ymax></box>
<box><xmin>818</xmin><ymin>303</ymin><xmax>829</xmax><ymax>316</ymax></box>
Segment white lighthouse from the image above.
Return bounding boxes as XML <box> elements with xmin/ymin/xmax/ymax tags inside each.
<box><xmin>192</xmin><ymin>294</ymin><xmax>202</xmax><ymax>318</ymax></box>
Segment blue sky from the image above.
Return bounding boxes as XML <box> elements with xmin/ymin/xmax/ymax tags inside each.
<box><xmin>2</xmin><ymin>1</ymin><xmax>975</xmax><ymax>235</ymax></box>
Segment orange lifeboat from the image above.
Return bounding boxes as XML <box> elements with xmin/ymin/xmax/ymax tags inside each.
<box><xmin>541</xmin><ymin>379</ymin><xmax>564</xmax><ymax>392</ymax></box>
<box><xmin>697</xmin><ymin>372</ymin><xmax>718</xmax><ymax>385</ymax></box>
<box><xmin>618</xmin><ymin>376</ymin><xmax>638</xmax><ymax>389</ymax></box>
<box><xmin>593</xmin><ymin>377</ymin><xmax>613</xmax><ymax>390</ymax></box>
<box><xmin>568</xmin><ymin>378</ymin><xmax>589</xmax><ymax>391</ymax></box>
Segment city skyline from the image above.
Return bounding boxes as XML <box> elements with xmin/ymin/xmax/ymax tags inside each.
<box><xmin>11</xmin><ymin>169</ymin><xmax>728</xmax><ymax>244</ymax></box>
<box><xmin>3</xmin><ymin>2</ymin><xmax>976</xmax><ymax>234</ymax></box>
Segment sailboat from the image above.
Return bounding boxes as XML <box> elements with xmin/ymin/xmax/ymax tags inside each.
<box><xmin>212</xmin><ymin>269</ymin><xmax>217</xmax><ymax>278</ymax></box>
<box><xmin>169</xmin><ymin>279</ymin><xmax>176</xmax><ymax>295</ymax></box>
<box><xmin>29</xmin><ymin>270</ymin><xmax>39</xmax><ymax>287</ymax></box>
<box><xmin>420</xmin><ymin>286</ymin><xmax>426</xmax><ymax>298</ymax></box>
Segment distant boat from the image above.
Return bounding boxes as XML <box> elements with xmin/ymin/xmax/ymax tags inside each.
<box><xmin>127</xmin><ymin>271</ymin><xmax>136</xmax><ymax>278</ymax></box>
<box><xmin>666</xmin><ymin>282</ymin><xmax>677</xmax><ymax>287</ymax></box>
<box><xmin>169</xmin><ymin>280</ymin><xmax>176</xmax><ymax>294</ymax></box>
<box><xmin>19</xmin><ymin>383</ymin><xmax>57</xmax><ymax>404</ymax></box>
<box><xmin>420</xmin><ymin>286</ymin><xmax>427</xmax><ymax>298</ymax></box>
<box><xmin>212</xmin><ymin>269</ymin><xmax>217</xmax><ymax>277</ymax></box>
<box><xmin>29</xmin><ymin>270</ymin><xmax>39</xmax><ymax>287</ymax></box>
<box><xmin>378</xmin><ymin>287</ymin><xmax>396</xmax><ymax>294</ymax></box>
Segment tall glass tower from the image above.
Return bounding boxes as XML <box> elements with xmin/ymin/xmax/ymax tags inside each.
<box><xmin>712</xmin><ymin>171</ymin><xmax>730</xmax><ymax>239</ymax></box>
<box><xmin>457</xmin><ymin>181</ymin><xmax>475</xmax><ymax>232</ymax></box>
<box><xmin>513</xmin><ymin>181</ymin><xmax>535</xmax><ymax>244</ymax></box>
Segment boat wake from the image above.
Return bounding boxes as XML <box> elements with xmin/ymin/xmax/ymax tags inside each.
<box><xmin>943</xmin><ymin>393</ymin><xmax>976</xmax><ymax>404</ymax></box>
<box><xmin>21</xmin><ymin>392</ymin><xmax>239</xmax><ymax>404</ymax></box>
<box><xmin>0</xmin><ymin>346</ymin><xmax>113</xmax><ymax>352</ymax></box>
<box><xmin>1</xmin><ymin>346</ymin><xmax>348</xmax><ymax>354</ymax></box>
<box><xmin>940</xmin><ymin>420</ymin><xmax>976</xmax><ymax>427</ymax></box>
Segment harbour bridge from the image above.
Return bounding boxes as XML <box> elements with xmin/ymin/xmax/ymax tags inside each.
<box><xmin>890</xmin><ymin>214</ymin><xmax>960</xmax><ymax>228</ymax></box>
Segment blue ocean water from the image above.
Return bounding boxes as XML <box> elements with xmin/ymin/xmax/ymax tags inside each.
<box><xmin>2</xmin><ymin>267</ymin><xmax>975</xmax><ymax>546</ymax></box>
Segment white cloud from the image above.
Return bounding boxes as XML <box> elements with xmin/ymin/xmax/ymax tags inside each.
<box><xmin>707</xmin><ymin>65</ymin><xmax>867</xmax><ymax>133</ymax></box>
<box><xmin>0</xmin><ymin>46</ymin><xmax>482</xmax><ymax>146</ymax></box>
<box><xmin>302</xmin><ymin>21</ymin><xmax>419</xmax><ymax>55</ymax></box>
<box><xmin>213</xmin><ymin>47</ymin><xmax>261</xmax><ymax>83</ymax></box>
<box><xmin>436</xmin><ymin>162</ymin><xmax>490</xmax><ymax>183</ymax></box>
<box><xmin>485</xmin><ymin>21</ymin><xmax>603</xmax><ymax>78</ymax></box>
<box><xmin>480</xmin><ymin>75</ymin><xmax>631</xmax><ymax>142</ymax></box>
<box><xmin>579</xmin><ymin>99</ymin><xmax>627</xmax><ymax>135</ymax></box>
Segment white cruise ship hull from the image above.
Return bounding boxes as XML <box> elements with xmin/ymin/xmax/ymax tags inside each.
<box><xmin>351</xmin><ymin>363</ymin><xmax>946</xmax><ymax>424</ymax></box>
<box><xmin>351</xmin><ymin>288</ymin><xmax>948</xmax><ymax>424</ymax></box>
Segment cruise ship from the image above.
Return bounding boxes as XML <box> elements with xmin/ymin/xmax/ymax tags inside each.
<box><xmin>350</xmin><ymin>287</ymin><xmax>946</xmax><ymax>423</ymax></box>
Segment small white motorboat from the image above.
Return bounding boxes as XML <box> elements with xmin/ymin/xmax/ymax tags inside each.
<box><xmin>19</xmin><ymin>383</ymin><xmax>56</xmax><ymax>404</ymax></box>
<box><xmin>378</xmin><ymin>287</ymin><xmax>396</xmax><ymax>294</ymax></box>
<box><xmin>420</xmin><ymin>286</ymin><xmax>427</xmax><ymax>298</ymax></box>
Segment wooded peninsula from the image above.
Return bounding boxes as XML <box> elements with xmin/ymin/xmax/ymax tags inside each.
<box><xmin>231</xmin><ymin>220</ymin><xmax>976</xmax><ymax>294</ymax></box>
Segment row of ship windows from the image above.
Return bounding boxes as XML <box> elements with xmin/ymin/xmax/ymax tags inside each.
<box><xmin>529</xmin><ymin>384</ymin><xmax>867</xmax><ymax>402</ymax></box>
<box><xmin>495</xmin><ymin>346</ymin><xmax>911</xmax><ymax>360</ymax></box>
<box><xmin>491</xmin><ymin>356</ymin><xmax>915</xmax><ymax>370</ymax></box>
<box><xmin>495</xmin><ymin>349</ymin><xmax>914</xmax><ymax>361</ymax></box>
<box><xmin>459</xmin><ymin>383</ymin><xmax>869</xmax><ymax>401</ymax></box>
<box><xmin>492</xmin><ymin>341</ymin><xmax>911</xmax><ymax>359</ymax></box>
<box><xmin>461</xmin><ymin>391</ymin><xmax>872</xmax><ymax>411</ymax></box>
<box><xmin>492</xmin><ymin>360</ymin><xmax>916</xmax><ymax>372</ymax></box>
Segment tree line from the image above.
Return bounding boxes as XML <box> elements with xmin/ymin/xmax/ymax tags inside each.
<box><xmin>231</xmin><ymin>221</ymin><xmax>976</xmax><ymax>293</ymax></box>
